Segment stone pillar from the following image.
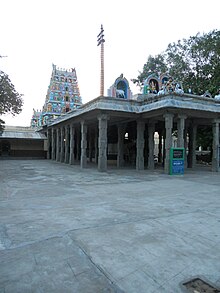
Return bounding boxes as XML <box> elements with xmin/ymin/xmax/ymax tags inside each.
<box><xmin>177</xmin><ymin>115</ymin><xmax>187</xmax><ymax>147</ymax></box>
<box><xmin>212</xmin><ymin>119</ymin><xmax>220</xmax><ymax>172</ymax></box>
<box><xmin>192</xmin><ymin>124</ymin><xmax>197</xmax><ymax>168</ymax></box>
<box><xmin>76</xmin><ymin>127</ymin><xmax>81</xmax><ymax>161</ymax></box>
<box><xmin>184</xmin><ymin>125</ymin><xmax>189</xmax><ymax>169</ymax></box>
<box><xmin>60</xmin><ymin>126</ymin><xmax>65</xmax><ymax>162</ymax></box>
<box><xmin>69</xmin><ymin>124</ymin><xmax>75</xmax><ymax>165</ymax></box>
<box><xmin>64</xmin><ymin>125</ymin><xmax>69</xmax><ymax>164</ymax></box>
<box><xmin>51</xmin><ymin>128</ymin><xmax>56</xmax><ymax>160</ymax></box>
<box><xmin>80</xmin><ymin>120</ymin><xmax>87</xmax><ymax>168</ymax></box>
<box><xmin>148</xmin><ymin>123</ymin><xmax>155</xmax><ymax>170</ymax></box>
<box><xmin>136</xmin><ymin>120</ymin><xmax>145</xmax><ymax>170</ymax></box>
<box><xmin>164</xmin><ymin>113</ymin><xmax>174</xmax><ymax>174</ymax></box>
<box><xmin>94</xmin><ymin>127</ymin><xmax>98</xmax><ymax>164</ymax></box>
<box><xmin>98</xmin><ymin>114</ymin><xmax>108</xmax><ymax>172</ymax></box>
<box><xmin>188</xmin><ymin>123</ymin><xmax>197</xmax><ymax>169</ymax></box>
<box><xmin>117</xmin><ymin>124</ymin><xmax>126</xmax><ymax>168</ymax></box>
<box><xmin>88</xmin><ymin>128</ymin><xmax>93</xmax><ymax>163</ymax></box>
<box><xmin>47</xmin><ymin>129</ymin><xmax>51</xmax><ymax>159</ymax></box>
<box><xmin>56</xmin><ymin>128</ymin><xmax>60</xmax><ymax>162</ymax></box>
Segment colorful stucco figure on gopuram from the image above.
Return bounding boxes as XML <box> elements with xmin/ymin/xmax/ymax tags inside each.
<box><xmin>31</xmin><ymin>64</ymin><xmax>82</xmax><ymax>128</ymax></box>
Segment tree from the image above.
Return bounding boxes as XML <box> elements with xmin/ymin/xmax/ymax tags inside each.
<box><xmin>132</xmin><ymin>30</ymin><xmax>220</xmax><ymax>153</ymax></box>
<box><xmin>133</xmin><ymin>30</ymin><xmax>220</xmax><ymax>96</ymax></box>
<box><xmin>166</xmin><ymin>30</ymin><xmax>220</xmax><ymax>95</ymax></box>
<box><xmin>131</xmin><ymin>54</ymin><xmax>168</xmax><ymax>89</ymax></box>
<box><xmin>0</xmin><ymin>69</ymin><xmax>23</xmax><ymax>132</ymax></box>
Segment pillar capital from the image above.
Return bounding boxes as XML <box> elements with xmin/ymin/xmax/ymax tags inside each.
<box><xmin>212</xmin><ymin>118</ymin><xmax>220</xmax><ymax>124</ymax></box>
<box><xmin>80</xmin><ymin>120</ymin><xmax>87</xmax><ymax>126</ymax></box>
<box><xmin>163</xmin><ymin>112</ymin><xmax>174</xmax><ymax>119</ymax></box>
<box><xmin>97</xmin><ymin>114</ymin><xmax>109</xmax><ymax>121</ymax></box>
<box><xmin>178</xmin><ymin>114</ymin><xmax>187</xmax><ymax>120</ymax></box>
<box><xmin>136</xmin><ymin>118</ymin><xmax>144</xmax><ymax>122</ymax></box>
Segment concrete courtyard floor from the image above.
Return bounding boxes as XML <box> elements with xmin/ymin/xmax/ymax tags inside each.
<box><xmin>0</xmin><ymin>160</ymin><xmax>220</xmax><ymax>293</ymax></box>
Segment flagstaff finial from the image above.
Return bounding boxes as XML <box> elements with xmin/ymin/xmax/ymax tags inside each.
<box><xmin>97</xmin><ymin>25</ymin><xmax>105</xmax><ymax>96</ymax></box>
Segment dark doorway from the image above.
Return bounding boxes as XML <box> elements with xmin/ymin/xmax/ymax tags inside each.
<box><xmin>0</xmin><ymin>140</ymin><xmax>11</xmax><ymax>156</ymax></box>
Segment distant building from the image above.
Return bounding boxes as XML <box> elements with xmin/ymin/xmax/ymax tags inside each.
<box><xmin>31</xmin><ymin>64</ymin><xmax>82</xmax><ymax>128</ymax></box>
<box><xmin>0</xmin><ymin>126</ymin><xmax>46</xmax><ymax>158</ymax></box>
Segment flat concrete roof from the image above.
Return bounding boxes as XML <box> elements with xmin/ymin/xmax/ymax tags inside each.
<box><xmin>0</xmin><ymin>160</ymin><xmax>220</xmax><ymax>292</ymax></box>
<box><xmin>0</xmin><ymin>126</ymin><xmax>46</xmax><ymax>140</ymax></box>
<box><xmin>47</xmin><ymin>94</ymin><xmax>220</xmax><ymax>127</ymax></box>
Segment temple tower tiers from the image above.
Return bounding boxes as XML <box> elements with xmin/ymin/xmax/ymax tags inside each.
<box><xmin>31</xmin><ymin>64</ymin><xmax>82</xmax><ymax>128</ymax></box>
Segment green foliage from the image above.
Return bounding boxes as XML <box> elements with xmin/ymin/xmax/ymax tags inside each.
<box><xmin>131</xmin><ymin>54</ymin><xmax>168</xmax><ymax>89</ymax></box>
<box><xmin>133</xmin><ymin>30</ymin><xmax>220</xmax><ymax>96</ymax></box>
<box><xmin>166</xmin><ymin>30</ymin><xmax>220</xmax><ymax>95</ymax></box>
<box><xmin>133</xmin><ymin>30</ymin><xmax>220</xmax><ymax>150</ymax></box>
<box><xmin>0</xmin><ymin>70</ymin><xmax>23</xmax><ymax>131</ymax></box>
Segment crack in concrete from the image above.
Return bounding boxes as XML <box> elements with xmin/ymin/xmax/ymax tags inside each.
<box><xmin>1</xmin><ymin>209</ymin><xmax>205</xmax><ymax>252</ymax></box>
<box><xmin>68</xmin><ymin>234</ymin><xmax>125</xmax><ymax>293</ymax></box>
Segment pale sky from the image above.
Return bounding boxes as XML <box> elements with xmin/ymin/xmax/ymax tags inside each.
<box><xmin>1</xmin><ymin>0</ymin><xmax>219</xmax><ymax>126</ymax></box>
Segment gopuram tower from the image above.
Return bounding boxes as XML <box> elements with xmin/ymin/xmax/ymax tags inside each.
<box><xmin>31</xmin><ymin>64</ymin><xmax>82</xmax><ymax>128</ymax></box>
